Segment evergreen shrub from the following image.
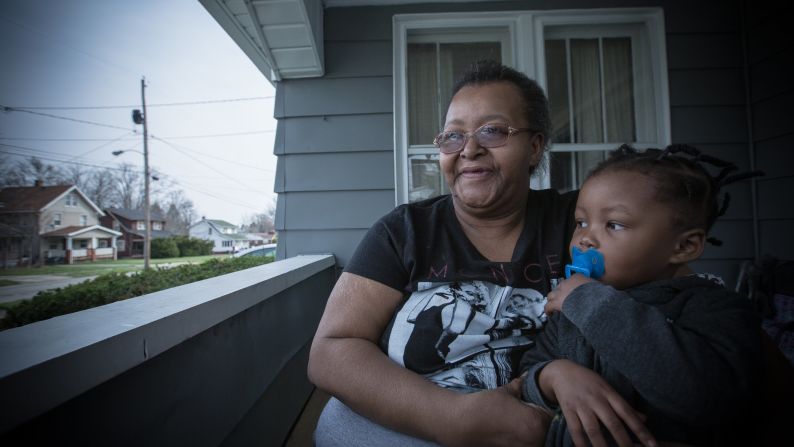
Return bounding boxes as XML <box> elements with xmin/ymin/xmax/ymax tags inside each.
<box><xmin>151</xmin><ymin>237</ymin><xmax>180</xmax><ymax>258</ymax></box>
<box><xmin>0</xmin><ymin>256</ymin><xmax>271</xmax><ymax>330</ymax></box>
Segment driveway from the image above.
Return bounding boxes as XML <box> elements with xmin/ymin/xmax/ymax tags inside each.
<box><xmin>0</xmin><ymin>275</ymin><xmax>97</xmax><ymax>304</ymax></box>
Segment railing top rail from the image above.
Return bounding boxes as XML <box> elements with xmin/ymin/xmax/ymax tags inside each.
<box><xmin>0</xmin><ymin>254</ymin><xmax>335</xmax><ymax>432</ymax></box>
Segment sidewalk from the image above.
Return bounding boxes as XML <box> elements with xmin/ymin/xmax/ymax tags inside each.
<box><xmin>0</xmin><ymin>275</ymin><xmax>97</xmax><ymax>305</ymax></box>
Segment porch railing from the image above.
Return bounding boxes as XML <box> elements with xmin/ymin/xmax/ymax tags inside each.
<box><xmin>95</xmin><ymin>247</ymin><xmax>114</xmax><ymax>257</ymax></box>
<box><xmin>0</xmin><ymin>254</ymin><xmax>336</xmax><ymax>446</ymax></box>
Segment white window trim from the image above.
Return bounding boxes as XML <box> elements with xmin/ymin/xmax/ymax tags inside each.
<box><xmin>393</xmin><ymin>8</ymin><xmax>669</xmax><ymax>202</ymax></box>
<box><xmin>393</xmin><ymin>12</ymin><xmax>527</xmax><ymax>205</ymax></box>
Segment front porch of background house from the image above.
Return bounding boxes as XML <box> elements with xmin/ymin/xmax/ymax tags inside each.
<box><xmin>0</xmin><ymin>254</ymin><xmax>336</xmax><ymax>445</ymax></box>
<box><xmin>40</xmin><ymin>225</ymin><xmax>121</xmax><ymax>264</ymax></box>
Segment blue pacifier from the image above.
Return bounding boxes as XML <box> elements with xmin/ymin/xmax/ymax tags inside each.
<box><xmin>565</xmin><ymin>247</ymin><xmax>605</xmax><ymax>279</ymax></box>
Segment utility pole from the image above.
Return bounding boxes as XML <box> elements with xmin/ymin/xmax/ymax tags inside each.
<box><xmin>118</xmin><ymin>78</ymin><xmax>151</xmax><ymax>269</ymax></box>
<box><xmin>140</xmin><ymin>78</ymin><xmax>151</xmax><ymax>270</ymax></box>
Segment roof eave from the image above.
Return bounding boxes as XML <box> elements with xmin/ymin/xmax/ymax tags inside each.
<box><xmin>199</xmin><ymin>0</ymin><xmax>324</xmax><ymax>86</ymax></box>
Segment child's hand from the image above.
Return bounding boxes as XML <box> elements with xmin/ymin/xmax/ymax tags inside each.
<box><xmin>539</xmin><ymin>360</ymin><xmax>657</xmax><ymax>447</ymax></box>
<box><xmin>545</xmin><ymin>274</ymin><xmax>594</xmax><ymax>314</ymax></box>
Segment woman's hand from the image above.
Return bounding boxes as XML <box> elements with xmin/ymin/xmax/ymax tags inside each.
<box><xmin>439</xmin><ymin>376</ymin><xmax>551</xmax><ymax>447</ymax></box>
<box><xmin>539</xmin><ymin>360</ymin><xmax>657</xmax><ymax>447</ymax></box>
<box><xmin>545</xmin><ymin>274</ymin><xmax>594</xmax><ymax>314</ymax></box>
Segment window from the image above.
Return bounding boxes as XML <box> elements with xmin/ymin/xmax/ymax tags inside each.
<box><xmin>541</xmin><ymin>20</ymin><xmax>668</xmax><ymax>192</ymax></box>
<box><xmin>117</xmin><ymin>239</ymin><xmax>126</xmax><ymax>252</ymax></box>
<box><xmin>395</xmin><ymin>15</ymin><xmax>513</xmax><ymax>204</ymax></box>
<box><xmin>394</xmin><ymin>9</ymin><xmax>669</xmax><ymax>201</ymax></box>
<box><xmin>152</xmin><ymin>222</ymin><xmax>162</xmax><ymax>230</ymax></box>
<box><xmin>49</xmin><ymin>242</ymin><xmax>59</xmax><ymax>250</ymax></box>
<box><xmin>136</xmin><ymin>221</ymin><xmax>146</xmax><ymax>230</ymax></box>
<box><xmin>79</xmin><ymin>240</ymin><xmax>88</xmax><ymax>249</ymax></box>
<box><xmin>53</xmin><ymin>213</ymin><xmax>62</xmax><ymax>227</ymax></box>
<box><xmin>112</xmin><ymin>220</ymin><xmax>120</xmax><ymax>231</ymax></box>
<box><xmin>80</xmin><ymin>215</ymin><xmax>87</xmax><ymax>226</ymax></box>
<box><xmin>65</xmin><ymin>193</ymin><xmax>77</xmax><ymax>207</ymax></box>
<box><xmin>222</xmin><ymin>240</ymin><xmax>232</xmax><ymax>247</ymax></box>
<box><xmin>98</xmin><ymin>239</ymin><xmax>109</xmax><ymax>248</ymax></box>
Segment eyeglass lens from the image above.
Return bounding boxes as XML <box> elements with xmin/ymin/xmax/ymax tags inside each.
<box><xmin>437</xmin><ymin>125</ymin><xmax>510</xmax><ymax>153</ymax></box>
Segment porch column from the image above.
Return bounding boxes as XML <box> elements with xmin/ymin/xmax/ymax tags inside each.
<box><xmin>66</xmin><ymin>237</ymin><xmax>73</xmax><ymax>265</ymax></box>
<box><xmin>112</xmin><ymin>236</ymin><xmax>118</xmax><ymax>260</ymax></box>
<box><xmin>90</xmin><ymin>237</ymin><xmax>97</xmax><ymax>261</ymax></box>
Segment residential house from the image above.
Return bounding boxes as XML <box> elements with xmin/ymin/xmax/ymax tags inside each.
<box><xmin>189</xmin><ymin>217</ymin><xmax>251</xmax><ymax>253</ymax></box>
<box><xmin>0</xmin><ymin>181</ymin><xmax>121</xmax><ymax>265</ymax></box>
<box><xmin>101</xmin><ymin>208</ymin><xmax>173</xmax><ymax>258</ymax></box>
<box><xmin>199</xmin><ymin>0</ymin><xmax>793</xmax><ymax>288</ymax></box>
<box><xmin>1</xmin><ymin>1</ymin><xmax>790</xmax><ymax>445</ymax></box>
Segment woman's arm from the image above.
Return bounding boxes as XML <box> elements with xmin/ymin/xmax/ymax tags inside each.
<box><xmin>308</xmin><ymin>272</ymin><xmax>550</xmax><ymax>447</ymax></box>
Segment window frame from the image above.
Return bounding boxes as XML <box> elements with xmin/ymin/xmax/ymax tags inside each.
<box><xmin>393</xmin><ymin>8</ymin><xmax>669</xmax><ymax>201</ymax></box>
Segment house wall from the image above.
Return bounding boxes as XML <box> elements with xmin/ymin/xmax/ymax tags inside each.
<box><xmin>743</xmin><ymin>0</ymin><xmax>794</xmax><ymax>260</ymax></box>
<box><xmin>42</xmin><ymin>192</ymin><xmax>99</xmax><ymax>231</ymax></box>
<box><xmin>274</xmin><ymin>0</ymin><xmax>770</xmax><ymax>285</ymax></box>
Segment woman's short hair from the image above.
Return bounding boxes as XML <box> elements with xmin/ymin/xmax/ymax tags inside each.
<box><xmin>451</xmin><ymin>59</ymin><xmax>552</xmax><ymax>152</ymax></box>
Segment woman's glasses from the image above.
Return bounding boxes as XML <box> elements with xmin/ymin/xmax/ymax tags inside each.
<box><xmin>433</xmin><ymin>123</ymin><xmax>534</xmax><ymax>154</ymax></box>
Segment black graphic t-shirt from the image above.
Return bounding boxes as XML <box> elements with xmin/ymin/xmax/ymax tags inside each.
<box><xmin>345</xmin><ymin>189</ymin><xmax>578</xmax><ymax>391</ymax></box>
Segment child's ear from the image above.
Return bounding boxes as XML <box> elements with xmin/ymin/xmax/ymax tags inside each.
<box><xmin>669</xmin><ymin>229</ymin><xmax>705</xmax><ymax>264</ymax></box>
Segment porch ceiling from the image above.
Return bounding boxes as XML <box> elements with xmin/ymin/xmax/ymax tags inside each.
<box><xmin>200</xmin><ymin>0</ymin><xmax>503</xmax><ymax>85</ymax></box>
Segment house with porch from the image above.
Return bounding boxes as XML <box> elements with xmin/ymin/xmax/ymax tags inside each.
<box><xmin>1</xmin><ymin>0</ymin><xmax>791</xmax><ymax>445</ymax></box>
<box><xmin>0</xmin><ymin>182</ymin><xmax>120</xmax><ymax>265</ymax></box>
<box><xmin>188</xmin><ymin>217</ymin><xmax>251</xmax><ymax>254</ymax></box>
<box><xmin>101</xmin><ymin>208</ymin><xmax>173</xmax><ymax>258</ymax></box>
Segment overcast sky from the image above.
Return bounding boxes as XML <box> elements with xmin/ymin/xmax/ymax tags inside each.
<box><xmin>0</xmin><ymin>0</ymin><xmax>278</xmax><ymax>226</ymax></box>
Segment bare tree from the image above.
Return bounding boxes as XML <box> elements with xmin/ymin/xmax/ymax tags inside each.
<box><xmin>162</xmin><ymin>190</ymin><xmax>197</xmax><ymax>235</ymax></box>
<box><xmin>84</xmin><ymin>169</ymin><xmax>116</xmax><ymax>209</ymax></box>
<box><xmin>240</xmin><ymin>197</ymin><xmax>277</xmax><ymax>234</ymax></box>
<box><xmin>0</xmin><ymin>156</ymin><xmax>65</xmax><ymax>187</ymax></box>
<box><xmin>112</xmin><ymin>163</ymin><xmax>141</xmax><ymax>209</ymax></box>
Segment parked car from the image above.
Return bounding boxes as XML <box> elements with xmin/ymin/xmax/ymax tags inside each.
<box><xmin>233</xmin><ymin>243</ymin><xmax>276</xmax><ymax>259</ymax></box>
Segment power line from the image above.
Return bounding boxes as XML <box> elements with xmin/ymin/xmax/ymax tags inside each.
<box><xmin>1</xmin><ymin>148</ymin><xmax>271</xmax><ymax>210</ymax></box>
<box><xmin>0</xmin><ymin>145</ymin><xmax>135</xmax><ymax>173</ymax></box>
<box><xmin>0</xmin><ymin>129</ymin><xmax>273</xmax><ymax>142</ymax></box>
<box><xmin>152</xmin><ymin>136</ymin><xmax>273</xmax><ymax>173</ymax></box>
<box><xmin>0</xmin><ymin>137</ymin><xmax>139</xmax><ymax>142</ymax></box>
<box><xmin>1</xmin><ymin>106</ymin><xmax>135</xmax><ymax>131</ymax></box>
<box><xmin>72</xmin><ymin>131</ymin><xmax>136</xmax><ymax>161</ymax></box>
<box><xmin>4</xmin><ymin>96</ymin><xmax>275</xmax><ymax>110</ymax></box>
<box><xmin>0</xmin><ymin>15</ymin><xmax>141</xmax><ymax>79</ymax></box>
<box><xmin>154</xmin><ymin>138</ymin><xmax>267</xmax><ymax>191</ymax></box>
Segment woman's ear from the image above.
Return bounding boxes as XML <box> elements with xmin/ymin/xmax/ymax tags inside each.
<box><xmin>528</xmin><ymin>133</ymin><xmax>545</xmax><ymax>173</ymax></box>
<box><xmin>669</xmin><ymin>229</ymin><xmax>705</xmax><ymax>264</ymax></box>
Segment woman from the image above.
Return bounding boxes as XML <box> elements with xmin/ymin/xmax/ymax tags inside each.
<box><xmin>308</xmin><ymin>60</ymin><xmax>655</xmax><ymax>447</ymax></box>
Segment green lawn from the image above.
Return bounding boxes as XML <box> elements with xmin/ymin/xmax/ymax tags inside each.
<box><xmin>0</xmin><ymin>255</ymin><xmax>228</xmax><ymax>278</ymax></box>
<box><xmin>0</xmin><ymin>279</ymin><xmax>19</xmax><ymax>287</ymax></box>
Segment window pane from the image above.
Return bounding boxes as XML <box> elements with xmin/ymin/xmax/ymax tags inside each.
<box><xmin>603</xmin><ymin>37</ymin><xmax>635</xmax><ymax>143</ymax></box>
<box><xmin>407</xmin><ymin>43</ymin><xmax>439</xmax><ymax>146</ymax></box>
<box><xmin>549</xmin><ymin>150</ymin><xmax>608</xmax><ymax>192</ymax></box>
<box><xmin>545</xmin><ymin>39</ymin><xmax>571</xmax><ymax>144</ymax></box>
<box><xmin>570</xmin><ymin>39</ymin><xmax>603</xmax><ymax>143</ymax></box>
<box><xmin>437</xmin><ymin>42</ymin><xmax>501</xmax><ymax>125</ymax></box>
<box><xmin>408</xmin><ymin>154</ymin><xmax>448</xmax><ymax>202</ymax></box>
<box><xmin>407</xmin><ymin>41</ymin><xmax>500</xmax><ymax>147</ymax></box>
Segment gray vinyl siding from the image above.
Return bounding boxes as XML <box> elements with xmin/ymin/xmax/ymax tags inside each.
<box><xmin>272</xmin><ymin>0</ymin><xmax>784</xmax><ymax>277</ymax></box>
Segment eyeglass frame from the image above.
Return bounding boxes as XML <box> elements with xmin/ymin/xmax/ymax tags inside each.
<box><xmin>432</xmin><ymin>123</ymin><xmax>536</xmax><ymax>154</ymax></box>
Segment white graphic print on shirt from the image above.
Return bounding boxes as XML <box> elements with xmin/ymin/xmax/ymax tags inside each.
<box><xmin>387</xmin><ymin>280</ymin><xmax>547</xmax><ymax>391</ymax></box>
